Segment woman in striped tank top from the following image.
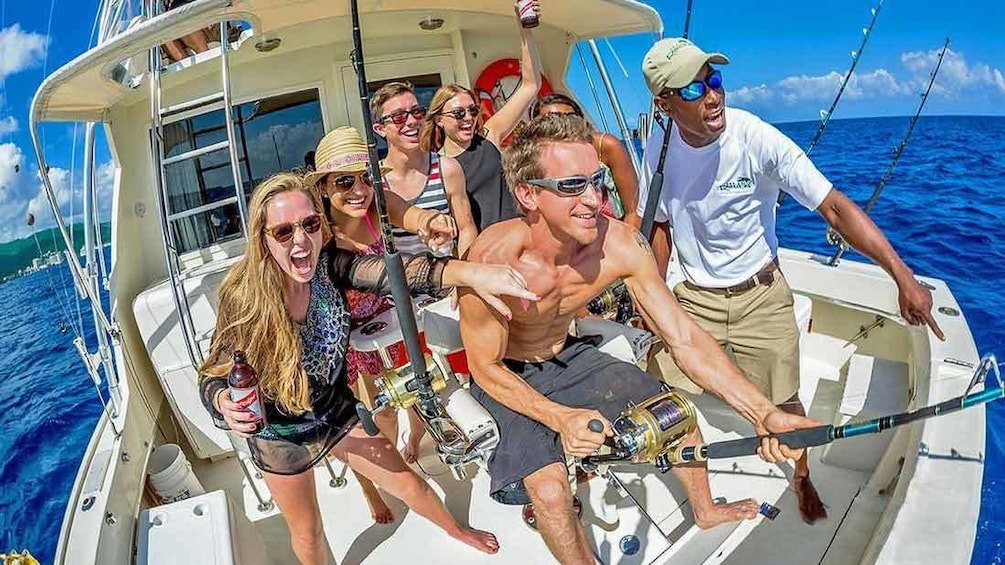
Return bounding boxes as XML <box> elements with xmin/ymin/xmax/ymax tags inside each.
<box><xmin>372</xmin><ymin>82</ymin><xmax>477</xmax><ymax>258</ymax></box>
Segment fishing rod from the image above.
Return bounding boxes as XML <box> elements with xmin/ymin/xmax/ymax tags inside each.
<box><xmin>639</xmin><ymin>0</ymin><xmax>694</xmax><ymax>240</ymax></box>
<box><xmin>778</xmin><ymin>0</ymin><xmax>885</xmax><ymax>206</ymax></box>
<box><xmin>346</xmin><ymin>0</ymin><xmax>433</xmax><ymax>434</ymax></box>
<box><xmin>827</xmin><ymin>37</ymin><xmax>951</xmax><ymax>266</ymax></box>
<box><xmin>584</xmin><ymin>353</ymin><xmax>1001</xmax><ymax>470</ymax></box>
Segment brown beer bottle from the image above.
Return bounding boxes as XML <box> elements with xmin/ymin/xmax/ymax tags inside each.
<box><xmin>228</xmin><ymin>350</ymin><xmax>267</xmax><ymax>434</ymax></box>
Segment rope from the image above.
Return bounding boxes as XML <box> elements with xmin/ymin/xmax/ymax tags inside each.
<box><xmin>0</xmin><ymin>0</ymin><xmax>9</xmax><ymax>142</ymax></box>
<box><xmin>31</xmin><ymin>228</ymin><xmax>82</xmax><ymax>340</ymax></box>
<box><xmin>67</xmin><ymin>122</ymin><xmax>86</xmax><ymax>336</ymax></box>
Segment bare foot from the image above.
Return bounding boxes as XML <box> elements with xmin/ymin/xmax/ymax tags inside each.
<box><xmin>453</xmin><ymin>527</ymin><xmax>500</xmax><ymax>554</ymax></box>
<box><xmin>363</xmin><ymin>490</ymin><xmax>395</xmax><ymax>525</ymax></box>
<box><xmin>693</xmin><ymin>498</ymin><xmax>760</xmax><ymax>529</ymax></box>
<box><xmin>794</xmin><ymin>474</ymin><xmax>827</xmax><ymax>524</ymax></box>
<box><xmin>402</xmin><ymin>433</ymin><xmax>423</xmax><ymax>464</ymax></box>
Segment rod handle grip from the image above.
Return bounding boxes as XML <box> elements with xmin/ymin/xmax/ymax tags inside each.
<box><xmin>706</xmin><ymin>425</ymin><xmax>833</xmax><ymax>459</ymax></box>
<box><xmin>588</xmin><ymin>419</ymin><xmax>605</xmax><ymax>433</ymax></box>
<box><xmin>357</xmin><ymin>402</ymin><xmax>380</xmax><ymax>437</ymax></box>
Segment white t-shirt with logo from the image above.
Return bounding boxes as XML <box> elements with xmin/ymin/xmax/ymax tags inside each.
<box><xmin>636</xmin><ymin>107</ymin><xmax>833</xmax><ymax>288</ymax></box>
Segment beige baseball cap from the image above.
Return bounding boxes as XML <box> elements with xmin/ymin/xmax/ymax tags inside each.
<box><xmin>642</xmin><ymin>38</ymin><xmax>729</xmax><ymax>95</ymax></box>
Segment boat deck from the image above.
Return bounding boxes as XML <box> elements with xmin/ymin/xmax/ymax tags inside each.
<box><xmin>188</xmin><ymin>324</ymin><xmax>891</xmax><ymax>565</ymax></box>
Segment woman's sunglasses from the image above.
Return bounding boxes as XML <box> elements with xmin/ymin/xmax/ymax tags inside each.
<box><xmin>380</xmin><ymin>106</ymin><xmax>427</xmax><ymax>126</ymax></box>
<box><xmin>669</xmin><ymin>69</ymin><xmax>724</xmax><ymax>102</ymax></box>
<box><xmin>264</xmin><ymin>214</ymin><xmax>323</xmax><ymax>244</ymax></box>
<box><xmin>439</xmin><ymin>105</ymin><xmax>480</xmax><ymax>121</ymax></box>
<box><xmin>329</xmin><ymin>171</ymin><xmax>373</xmax><ymax>192</ymax></box>
<box><xmin>526</xmin><ymin>168</ymin><xmax>607</xmax><ymax>197</ymax></box>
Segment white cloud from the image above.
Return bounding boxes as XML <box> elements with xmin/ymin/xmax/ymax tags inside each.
<box><xmin>0</xmin><ymin>142</ymin><xmax>115</xmax><ymax>243</ymax></box>
<box><xmin>901</xmin><ymin>47</ymin><xmax>1005</xmax><ymax>97</ymax></box>
<box><xmin>0</xmin><ymin>116</ymin><xmax>16</xmax><ymax>135</ymax></box>
<box><xmin>731</xmin><ymin>68</ymin><xmax>907</xmax><ymax>107</ymax></box>
<box><xmin>0</xmin><ymin>24</ymin><xmax>48</xmax><ymax>81</ymax></box>
<box><xmin>731</xmin><ymin>46</ymin><xmax>1005</xmax><ymax>109</ymax></box>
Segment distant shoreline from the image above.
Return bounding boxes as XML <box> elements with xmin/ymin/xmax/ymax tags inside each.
<box><xmin>0</xmin><ymin>222</ymin><xmax>111</xmax><ymax>283</ymax></box>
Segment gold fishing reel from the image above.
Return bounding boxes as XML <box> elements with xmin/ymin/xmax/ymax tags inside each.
<box><xmin>583</xmin><ymin>390</ymin><xmax>699</xmax><ymax>471</ymax></box>
<box><xmin>373</xmin><ymin>354</ymin><xmax>448</xmax><ymax>410</ymax></box>
<box><xmin>613</xmin><ymin>390</ymin><xmax>698</xmax><ymax>463</ymax></box>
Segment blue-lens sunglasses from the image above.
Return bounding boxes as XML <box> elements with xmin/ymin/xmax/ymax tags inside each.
<box><xmin>673</xmin><ymin>69</ymin><xmax>724</xmax><ymax>102</ymax></box>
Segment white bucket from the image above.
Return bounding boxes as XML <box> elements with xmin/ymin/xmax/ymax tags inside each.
<box><xmin>148</xmin><ymin>444</ymin><xmax>205</xmax><ymax>504</ymax></box>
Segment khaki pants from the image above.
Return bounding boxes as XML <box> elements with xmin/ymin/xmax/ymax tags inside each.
<box><xmin>648</xmin><ymin>272</ymin><xmax>800</xmax><ymax>405</ymax></box>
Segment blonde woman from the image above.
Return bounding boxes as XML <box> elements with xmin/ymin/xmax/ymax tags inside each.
<box><xmin>199</xmin><ymin>172</ymin><xmax>536</xmax><ymax>564</ymax></box>
<box><xmin>420</xmin><ymin>0</ymin><xmax>542</xmax><ymax>231</ymax></box>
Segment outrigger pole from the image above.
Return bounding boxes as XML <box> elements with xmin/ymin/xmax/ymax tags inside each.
<box><xmin>346</xmin><ymin>0</ymin><xmax>433</xmax><ymax>434</ymax></box>
<box><xmin>778</xmin><ymin>0</ymin><xmax>885</xmax><ymax>206</ymax></box>
<box><xmin>639</xmin><ymin>0</ymin><xmax>694</xmax><ymax>240</ymax></box>
<box><xmin>827</xmin><ymin>37</ymin><xmax>951</xmax><ymax>266</ymax></box>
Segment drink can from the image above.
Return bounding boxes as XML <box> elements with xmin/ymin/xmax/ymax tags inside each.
<box><xmin>517</xmin><ymin>0</ymin><xmax>539</xmax><ymax>28</ymax></box>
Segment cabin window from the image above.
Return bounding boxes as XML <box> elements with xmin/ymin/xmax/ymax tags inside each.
<box><xmin>161</xmin><ymin>88</ymin><xmax>324</xmax><ymax>253</ymax></box>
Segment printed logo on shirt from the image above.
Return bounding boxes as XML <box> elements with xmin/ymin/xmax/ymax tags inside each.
<box><xmin>716</xmin><ymin>176</ymin><xmax>755</xmax><ymax>194</ymax></box>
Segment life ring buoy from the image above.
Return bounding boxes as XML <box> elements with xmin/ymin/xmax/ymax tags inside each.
<box><xmin>474</xmin><ymin>58</ymin><xmax>553</xmax><ymax>145</ymax></box>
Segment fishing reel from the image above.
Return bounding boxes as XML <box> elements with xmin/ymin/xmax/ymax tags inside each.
<box><xmin>581</xmin><ymin>389</ymin><xmax>699</xmax><ymax>473</ymax></box>
<box><xmin>586</xmin><ymin>280</ymin><xmax>636</xmax><ymax>325</ymax></box>
<box><xmin>372</xmin><ymin>354</ymin><xmax>448</xmax><ymax>410</ymax></box>
<box><xmin>367</xmin><ymin>354</ymin><xmax>500</xmax><ymax>481</ymax></box>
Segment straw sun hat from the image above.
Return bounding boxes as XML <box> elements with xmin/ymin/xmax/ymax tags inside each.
<box><xmin>304</xmin><ymin>126</ymin><xmax>391</xmax><ymax>188</ymax></box>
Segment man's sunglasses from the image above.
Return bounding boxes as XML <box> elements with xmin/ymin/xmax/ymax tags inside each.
<box><xmin>380</xmin><ymin>106</ymin><xmax>427</xmax><ymax>126</ymax></box>
<box><xmin>526</xmin><ymin>168</ymin><xmax>607</xmax><ymax>197</ymax></box>
<box><xmin>439</xmin><ymin>105</ymin><xmax>480</xmax><ymax>121</ymax></box>
<box><xmin>667</xmin><ymin>69</ymin><xmax>724</xmax><ymax>102</ymax></box>
<box><xmin>264</xmin><ymin>214</ymin><xmax>324</xmax><ymax>244</ymax></box>
<box><xmin>330</xmin><ymin>171</ymin><xmax>373</xmax><ymax>192</ymax></box>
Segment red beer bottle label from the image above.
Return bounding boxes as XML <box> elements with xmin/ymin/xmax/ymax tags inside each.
<box><xmin>228</xmin><ymin>350</ymin><xmax>266</xmax><ymax>433</ymax></box>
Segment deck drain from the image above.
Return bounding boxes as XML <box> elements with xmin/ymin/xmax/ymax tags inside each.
<box><xmin>620</xmin><ymin>535</ymin><xmax>641</xmax><ymax>555</ymax></box>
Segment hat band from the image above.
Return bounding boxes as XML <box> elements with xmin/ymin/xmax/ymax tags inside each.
<box><xmin>317</xmin><ymin>151</ymin><xmax>369</xmax><ymax>173</ymax></box>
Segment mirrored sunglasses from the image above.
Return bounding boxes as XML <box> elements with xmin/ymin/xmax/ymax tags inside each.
<box><xmin>526</xmin><ymin>168</ymin><xmax>607</xmax><ymax>197</ymax></box>
<box><xmin>674</xmin><ymin>69</ymin><xmax>724</xmax><ymax>102</ymax></box>
<box><xmin>264</xmin><ymin>214</ymin><xmax>323</xmax><ymax>244</ymax></box>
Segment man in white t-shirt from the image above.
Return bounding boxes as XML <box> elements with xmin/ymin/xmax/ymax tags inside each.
<box><xmin>638</xmin><ymin>38</ymin><xmax>945</xmax><ymax>525</ymax></box>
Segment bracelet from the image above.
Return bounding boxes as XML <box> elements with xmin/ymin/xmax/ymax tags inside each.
<box><xmin>213</xmin><ymin>387</ymin><xmax>227</xmax><ymax>412</ymax></box>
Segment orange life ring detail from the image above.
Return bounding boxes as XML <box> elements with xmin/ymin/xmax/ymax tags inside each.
<box><xmin>474</xmin><ymin>58</ymin><xmax>553</xmax><ymax>143</ymax></box>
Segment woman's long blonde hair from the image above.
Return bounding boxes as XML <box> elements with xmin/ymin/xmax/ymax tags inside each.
<box><xmin>420</xmin><ymin>83</ymin><xmax>484</xmax><ymax>153</ymax></box>
<box><xmin>199</xmin><ymin>173</ymin><xmax>333</xmax><ymax>415</ymax></box>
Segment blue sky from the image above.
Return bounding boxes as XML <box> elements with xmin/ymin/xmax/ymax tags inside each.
<box><xmin>0</xmin><ymin>0</ymin><xmax>1001</xmax><ymax>243</ymax></box>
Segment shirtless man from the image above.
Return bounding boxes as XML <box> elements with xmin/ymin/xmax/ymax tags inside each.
<box><xmin>459</xmin><ymin>114</ymin><xmax>817</xmax><ymax>563</ymax></box>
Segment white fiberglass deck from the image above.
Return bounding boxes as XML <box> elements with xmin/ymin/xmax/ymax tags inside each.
<box><xmin>185</xmin><ymin>318</ymin><xmax>902</xmax><ymax>565</ymax></box>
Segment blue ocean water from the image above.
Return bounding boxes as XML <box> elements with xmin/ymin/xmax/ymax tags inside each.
<box><xmin>1</xmin><ymin>115</ymin><xmax>1003</xmax><ymax>563</ymax></box>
